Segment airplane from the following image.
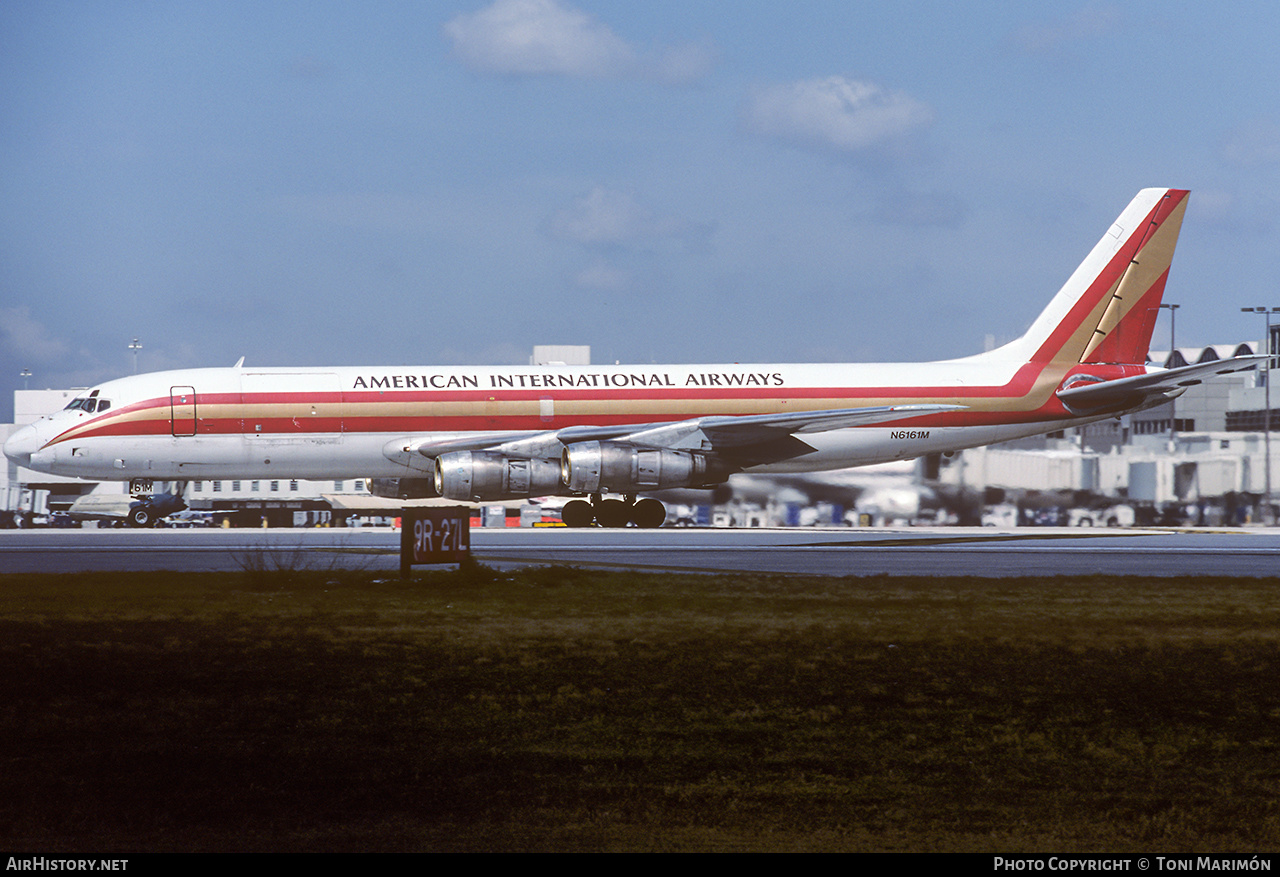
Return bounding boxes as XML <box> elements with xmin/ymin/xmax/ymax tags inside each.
<box><xmin>64</xmin><ymin>482</ymin><xmax>189</xmax><ymax>528</ymax></box>
<box><xmin>4</xmin><ymin>188</ymin><xmax>1265</xmax><ymax>528</ymax></box>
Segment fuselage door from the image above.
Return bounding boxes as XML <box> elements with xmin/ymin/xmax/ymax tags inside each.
<box><xmin>171</xmin><ymin>386</ymin><xmax>197</xmax><ymax>436</ymax></box>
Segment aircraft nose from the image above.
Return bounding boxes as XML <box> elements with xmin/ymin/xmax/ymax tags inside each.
<box><xmin>3</xmin><ymin>423</ymin><xmax>43</xmax><ymax>468</ymax></box>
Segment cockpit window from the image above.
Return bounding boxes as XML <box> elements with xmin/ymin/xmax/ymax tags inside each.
<box><xmin>63</xmin><ymin>397</ymin><xmax>110</xmax><ymax>413</ymax></box>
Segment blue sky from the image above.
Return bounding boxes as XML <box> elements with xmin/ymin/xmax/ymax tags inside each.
<box><xmin>3</xmin><ymin>1</ymin><xmax>1280</xmax><ymax>418</ymax></box>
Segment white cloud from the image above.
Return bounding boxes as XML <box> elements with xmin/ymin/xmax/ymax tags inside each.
<box><xmin>285</xmin><ymin>55</ymin><xmax>333</xmax><ymax>80</ymax></box>
<box><xmin>653</xmin><ymin>41</ymin><xmax>717</xmax><ymax>86</ymax></box>
<box><xmin>548</xmin><ymin>187</ymin><xmax>709</xmax><ymax>249</ymax></box>
<box><xmin>1010</xmin><ymin>3</ymin><xmax>1121</xmax><ymax>55</ymax></box>
<box><xmin>1186</xmin><ymin>188</ymin><xmax>1275</xmax><ymax>236</ymax></box>
<box><xmin>1221</xmin><ymin>118</ymin><xmax>1280</xmax><ymax>168</ymax></box>
<box><xmin>443</xmin><ymin>0</ymin><xmax>712</xmax><ymax>82</ymax></box>
<box><xmin>271</xmin><ymin>192</ymin><xmax>440</xmax><ymax>235</ymax></box>
<box><xmin>744</xmin><ymin>77</ymin><xmax>933</xmax><ymax>158</ymax></box>
<box><xmin>1191</xmin><ymin>189</ymin><xmax>1236</xmax><ymax>225</ymax></box>
<box><xmin>444</xmin><ymin>0</ymin><xmax>636</xmax><ymax>77</ymax></box>
<box><xmin>574</xmin><ymin>260</ymin><xmax>630</xmax><ymax>291</ymax></box>
<box><xmin>874</xmin><ymin>190</ymin><xmax>967</xmax><ymax>228</ymax></box>
<box><xmin>549</xmin><ymin>187</ymin><xmax>652</xmax><ymax>244</ymax></box>
<box><xmin>0</xmin><ymin>306</ymin><xmax>70</xmax><ymax>363</ymax></box>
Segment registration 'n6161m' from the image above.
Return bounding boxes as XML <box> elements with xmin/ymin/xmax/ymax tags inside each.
<box><xmin>400</xmin><ymin>507</ymin><xmax>471</xmax><ymax>575</ymax></box>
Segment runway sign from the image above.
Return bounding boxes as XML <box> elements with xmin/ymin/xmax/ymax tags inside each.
<box><xmin>400</xmin><ymin>507</ymin><xmax>471</xmax><ymax>575</ymax></box>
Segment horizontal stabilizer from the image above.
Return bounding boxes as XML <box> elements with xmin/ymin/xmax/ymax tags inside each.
<box><xmin>1056</xmin><ymin>355</ymin><xmax>1266</xmax><ymax>410</ymax></box>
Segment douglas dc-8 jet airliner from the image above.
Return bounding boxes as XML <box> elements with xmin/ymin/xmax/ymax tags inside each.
<box><xmin>4</xmin><ymin>188</ymin><xmax>1263</xmax><ymax>527</ymax></box>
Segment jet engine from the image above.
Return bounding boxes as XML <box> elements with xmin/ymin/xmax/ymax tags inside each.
<box><xmin>433</xmin><ymin>451</ymin><xmax>563</xmax><ymax>502</ymax></box>
<box><xmin>368</xmin><ymin>477</ymin><xmax>439</xmax><ymax>499</ymax></box>
<box><xmin>560</xmin><ymin>441</ymin><xmax>724</xmax><ymax>494</ymax></box>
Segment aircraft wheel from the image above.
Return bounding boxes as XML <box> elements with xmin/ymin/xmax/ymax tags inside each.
<box><xmin>595</xmin><ymin>498</ymin><xmax>632</xmax><ymax>528</ymax></box>
<box><xmin>127</xmin><ymin>505</ymin><xmax>153</xmax><ymax>528</ymax></box>
<box><xmin>561</xmin><ymin>499</ymin><xmax>595</xmax><ymax>528</ymax></box>
<box><xmin>630</xmin><ymin>498</ymin><xmax>666</xmax><ymax>529</ymax></box>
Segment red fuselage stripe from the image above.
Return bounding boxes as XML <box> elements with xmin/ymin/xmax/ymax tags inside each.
<box><xmin>46</xmin><ymin>360</ymin><xmax>1150</xmax><ymax>447</ymax></box>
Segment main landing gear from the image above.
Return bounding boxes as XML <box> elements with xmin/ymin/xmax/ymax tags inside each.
<box><xmin>561</xmin><ymin>495</ymin><xmax>666</xmax><ymax>529</ymax></box>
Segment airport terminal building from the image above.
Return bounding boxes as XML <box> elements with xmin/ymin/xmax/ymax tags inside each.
<box><xmin>931</xmin><ymin>340</ymin><xmax>1280</xmax><ymax>525</ymax></box>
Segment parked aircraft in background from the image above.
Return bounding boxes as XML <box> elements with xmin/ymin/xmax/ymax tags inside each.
<box><xmin>63</xmin><ymin>484</ymin><xmax>189</xmax><ymax>528</ymax></box>
<box><xmin>4</xmin><ymin>188</ymin><xmax>1263</xmax><ymax>526</ymax></box>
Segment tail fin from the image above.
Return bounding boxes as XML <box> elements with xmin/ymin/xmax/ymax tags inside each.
<box><xmin>985</xmin><ymin>188</ymin><xmax>1189</xmax><ymax>366</ymax></box>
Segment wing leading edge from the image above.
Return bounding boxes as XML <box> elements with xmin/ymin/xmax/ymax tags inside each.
<box><xmin>388</xmin><ymin>403</ymin><xmax>966</xmax><ymax>464</ymax></box>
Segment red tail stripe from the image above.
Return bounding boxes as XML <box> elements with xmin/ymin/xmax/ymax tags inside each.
<box><xmin>1030</xmin><ymin>190</ymin><xmax>1186</xmax><ymax>363</ymax></box>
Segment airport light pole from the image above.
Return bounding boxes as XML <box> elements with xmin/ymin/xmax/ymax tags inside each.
<box><xmin>20</xmin><ymin>368</ymin><xmax>31</xmax><ymax>390</ymax></box>
<box><xmin>1159</xmin><ymin>303</ymin><xmax>1180</xmax><ymax>442</ymax></box>
<box><xmin>1240</xmin><ymin>307</ymin><xmax>1280</xmax><ymax>524</ymax></box>
<box><xmin>129</xmin><ymin>338</ymin><xmax>142</xmax><ymax>374</ymax></box>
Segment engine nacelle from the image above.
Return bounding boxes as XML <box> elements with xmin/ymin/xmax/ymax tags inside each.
<box><xmin>560</xmin><ymin>441</ymin><xmax>721</xmax><ymax>494</ymax></box>
<box><xmin>433</xmin><ymin>451</ymin><xmax>563</xmax><ymax>502</ymax></box>
<box><xmin>368</xmin><ymin>477</ymin><xmax>439</xmax><ymax>500</ymax></box>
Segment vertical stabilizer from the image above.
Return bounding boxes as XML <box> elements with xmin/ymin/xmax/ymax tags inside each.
<box><xmin>982</xmin><ymin>189</ymin><xmax>1189</xmax><ymax>367</ymax></box>
<box><xmin>1079</xmin><ymin>190</ymin><xmax>1187</xmax><ymax>364</ymax></box>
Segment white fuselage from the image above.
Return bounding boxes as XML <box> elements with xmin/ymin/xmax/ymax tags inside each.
<box><xmin>6</xmin><ymin>355</ymin><xmax>1140</xmax><ymax>485</ymax></box>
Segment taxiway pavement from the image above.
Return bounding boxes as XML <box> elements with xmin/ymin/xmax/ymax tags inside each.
<box><xmin>1</xmin><ymin>526</ymin><xmax>1277</xmax><ymax>577</ymax></box>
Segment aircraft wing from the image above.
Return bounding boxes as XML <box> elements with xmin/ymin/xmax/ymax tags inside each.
<box><xmin>391</xmin><ymin>423</ymin><xmax>670</xmax><ymax>462</ymax></box>
<box><xmin>1056</xmin><ymin>355</ymin><xmax>1267</xmax><ymax>410</ymax></box>
<box><xmin>618</xmin><ymin>404</ymin><xmax>965</xmax><ymax>449</ymax></box>
<box><xmin>391</xmin><ymin>403</ymin><xmax>964</xmax><ymax>463</ymax></box>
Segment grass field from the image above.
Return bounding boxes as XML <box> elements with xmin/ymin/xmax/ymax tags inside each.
<box><xmin>1</xmin><ymin>565</ymin><xmax>1278</xmax><ymax>852</ymax></box>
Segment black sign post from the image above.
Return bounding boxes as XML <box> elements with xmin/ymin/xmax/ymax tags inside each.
<box><xmin>400</xmin><ymin>506</ymin><xmax>471</xmax><ymax>577</ymax></box>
